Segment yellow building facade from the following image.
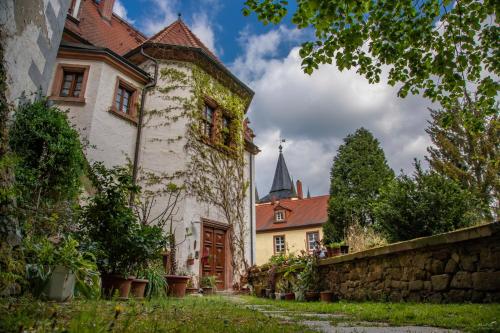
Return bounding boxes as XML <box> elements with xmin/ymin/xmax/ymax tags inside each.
<box><xmin>255</xmin><ymin>226</ymin><xmax>324</xmax><ymax>265</ymax></box>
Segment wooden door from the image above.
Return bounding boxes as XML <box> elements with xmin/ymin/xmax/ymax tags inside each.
<box><xmin>202</xmin><ymin>225</ymin><xmax>226</xmax><ymax>290</ymax></box>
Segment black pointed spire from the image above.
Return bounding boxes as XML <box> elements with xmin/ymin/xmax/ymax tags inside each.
<box><xmin>260</xmin><ymin>144</ymin><xmax>295</xmax><ymax>203</ymax></box>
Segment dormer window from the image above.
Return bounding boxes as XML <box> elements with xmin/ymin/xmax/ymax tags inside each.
<box><xmin>275</xmin><ymin>210</ymin><xmax>285</xmax><ymax>222</ymax></box>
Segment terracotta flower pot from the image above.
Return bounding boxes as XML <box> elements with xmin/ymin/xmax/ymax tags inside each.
<box><xmin>165</xmin><ymin>275</ymin><xmax>190</xmax><ymax>298</ymax></box>
<box><xmin>101</xmin><ymin>274</ymin><xmax>133</xmax><ymax>299</ymax></box>
<box><xmin>254</xmin><ymin>285</ymin><xmax>263</xmax><ymax>297</ymax></box>
<box><xmin>327</xmin><ymin>247</ymin><xmax>341</xmax><ymax>257</ymax></box>
<box><xmin>185</xmin><ymin>287</ymin><xmax>199</xmax><ymax>295</ymax></box>
<box><xmin>202</xmin><ymin>287</ymin><xmax>214</xmax><ymax>295</ymax></box>
<box><xmin>320</xmin><ymin>291</ymin><xmax>337</xmax><ymax>302</ymax></box>
<box><xmin>283</xmin><ymin>292</ymin><xmax>295</xmax><ymax>301</ymax></box>
<box><xmin>304</xmin><ymin>291</ymin><xmax>320</xmax><ymax>302</ymax></box>
<box><xmin>130</xmin><ymin>278</ymin><xmax>149</xmax><ymax>299</ymax></box>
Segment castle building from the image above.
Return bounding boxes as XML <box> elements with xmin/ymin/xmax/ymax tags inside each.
<box><xmin>14</xmin><ymin>0</ymin><xmax>259</xmax><ymax>289</ymax></box>
<box><xmin>255</xmin><ymin>145</ymin><xmax>328</xmax><ymax>265</ymax></box>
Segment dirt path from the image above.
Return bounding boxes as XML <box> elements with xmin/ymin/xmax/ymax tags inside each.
<box><xmin>227</xmin><ymin>297</ymin><xmax>461</xmax><ymax>333</ymax></box>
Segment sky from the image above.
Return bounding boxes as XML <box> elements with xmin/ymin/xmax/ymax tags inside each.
<box><xmin>116</xmin><ymin>0</ymin><xmax>433</xmax><ymax>197</ymax></box>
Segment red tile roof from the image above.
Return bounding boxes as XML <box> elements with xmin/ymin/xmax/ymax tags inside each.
<box><xmin>65</xmin><ymin>0</ymin><xmax>146</xmax><ymax>55</ymax></box>
<box><xmin>145</xmin><ymin>19</ymin><xmax>220</xmax><ymax>63</ymax></box>
<box><xmin>256</xmin><ymin>195</ymin><xmax>329</xmax><ymax>232</ymax></box>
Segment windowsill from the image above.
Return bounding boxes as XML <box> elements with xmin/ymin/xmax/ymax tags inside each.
<box><xmin>49</xmin><ymin>95</ymin><xmax>86</xmax><ymax>104</ymax></box>
<box><xmin>199</xmin><ymin>135</ymin><xmax>237</xmax><ymax>156</ymax></box>
<box><xmin>273</xmin><ymin>220</ymin><xmax>287</xmax><ymax>224</ymax></box>
<box><xmin>108</xmin><ymin>108</ymin><xmax>138</xmax><ymax>126</ymax></box>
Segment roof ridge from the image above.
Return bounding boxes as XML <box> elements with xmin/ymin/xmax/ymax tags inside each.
<box><xmin>111</xmin><ymin>13</ymin><xmax>147</xmax><ymax>40</ymax></box>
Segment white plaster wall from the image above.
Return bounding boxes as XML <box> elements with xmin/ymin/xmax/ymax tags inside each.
<box><xmin>48</xmin><ymin>58</ymin><xmax>143</xmax><ymax>168</ymax></box>
<box><xmin>1</xmin><ymin>0</ymin><xmax>69</xmax><ymax>104</ymax></box>
<box><xmin>139</xmin><ymin>60</ymin><xmax>255</xmax><ymax>285</ymax></box>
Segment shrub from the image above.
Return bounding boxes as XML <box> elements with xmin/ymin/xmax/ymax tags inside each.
<box><xmin>373</xmin><ymin>161</ymin><xmax>481</xmax><ymax>242</ymax></box>
<box><xmin>80</xmin><ymin>163</ymin><xmax>166</xmax><ymax>277</ymax></box>
<box><xmin>9</xmin><ymin>100</ymin><xmax>85</xmax><ymax>207</ymax></box>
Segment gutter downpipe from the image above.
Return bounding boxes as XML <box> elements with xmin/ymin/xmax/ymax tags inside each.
<box><xmin>249</xmin><ymin>153</ymin><xmax>254</xmax><ymax>266</ymax></box>
<box><xmin>130</xmin><ymin>46</ymin><xmax>158</xmax><ymax>203</ymax></box>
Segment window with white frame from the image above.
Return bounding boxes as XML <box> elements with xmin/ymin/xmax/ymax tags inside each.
<box><xmin>275</xmin><ymin>210</ymin><xmax>285</xmax><ymax>222</ymax></box>
<box><xmin>307</xmin><ymin>231</ymin><xmax>320</xmax><ymax>251</ymax></box>
<box><xmin>274</xmin><ymin>235</ymin><xmax>285</xmax><ymax>253</ymax></box>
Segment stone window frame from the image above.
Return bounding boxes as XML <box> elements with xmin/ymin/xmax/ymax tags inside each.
<box><xmin>108</xmin><ymin>76</ymin><xmax>140</xmax><ymax>125</ymax></box>
<box><xmin>273</xmin><ymin>235</ymin><xmax>286</xmax><ymax>254</ymax></box>
<box><xmin>50</xmin><ymin>63</ymin><xmax>90</xmax><ymax>104</ymax></box>
<box><xmin>306</xmin><ymin>231</ymin><xmax>320</xmax><ymax>252</ymax></box>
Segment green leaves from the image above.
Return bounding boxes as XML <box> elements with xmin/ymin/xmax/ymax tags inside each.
<box><xmin>324</xmin><ymin>128</ymin><xmax>394</xmax><ymax>243</ymax></box>
<box><xmin>373</xmin><ymin>161</ymin><xmax>481</xmax><ymax>242</ymax></box>
<box><xmin>244</xmin><ymin>0</ymin><xmax>499</xmax><ymax>127</ymax></box>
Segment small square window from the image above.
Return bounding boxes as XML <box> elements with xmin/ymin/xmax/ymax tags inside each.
<box><xmin>275</xmin><ymin>210</ymin><xmax>285</xmax><ymax>222</ymax></box>
<box><xmin>60</xmin><ymin>71</ymin><xmax>84</xmax><ymax>97</ymax></box>
<box><xmin>274</xmin><ymin>235</ymin><xmax>285</xmax><ymax>253</ymax></box>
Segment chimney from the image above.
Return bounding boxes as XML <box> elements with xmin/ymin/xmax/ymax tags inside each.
<box><xmin>98</xmin><ymin>0</ymin><xmax>115</xmax><ymax>21</ymax></box>
<box><xmin>297</xmin><ymin>180</ymin><xmax>303</xmax><ymax>199</ymax></box>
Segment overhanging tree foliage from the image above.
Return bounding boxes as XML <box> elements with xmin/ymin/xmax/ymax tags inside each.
<box><xmin>243</xmin><ymin>0</ymin><xmax>499</xmax><ymax>122</ymax></box>
<box><xmin>426</xmin><ymin>99</ymin><xmax>499</xmax><ymax>220</ymax></box>
<box><xmin>373</xmin><ymin>160</ymin><xmax>481</xmax><ymax>242</ymax></box>
<box><xmin>324</xmin><ymin>128</ymin><xmax>394</xmax><ymax>243</ymax></box>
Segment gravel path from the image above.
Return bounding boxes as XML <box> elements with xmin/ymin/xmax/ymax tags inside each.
<box><xmin>228</xmin><ymin>297</ymin><xmax>461</xmax><ymax>333</ymax></box>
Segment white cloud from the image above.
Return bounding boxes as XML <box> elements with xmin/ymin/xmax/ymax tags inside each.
<box><xmin>113</xmin><ymin>0</ymin><xmax>134</xmax><ymax>23</ymax></box>
<box><xmin>137</xmin><ymin>0</ymin><xmax>219</xmax><ymax>56</ymax></box>
<box><xmin>141</xmin><ymin>0</ymin><xmax>179</xmax><ymax>36</ymax></box>
<box><xmin>191</xmin><ymin>12</ymin><xmax>218</xmax><ymax>55</ymax></box>
<box><xmin>232</xmin><ymin>28</ymin><xmax>433</xmax><ymax>197</ymax></box>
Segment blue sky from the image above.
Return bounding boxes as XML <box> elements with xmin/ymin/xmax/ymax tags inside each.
<box><xmin>114</xmin><ymin>0</ymin><xmax>433</xmax><ymax>197</ymax></box>
<box><xmin>115</xmin><ymin>0</ymin><xmax>300</xmax><ymax>63</ymax></box>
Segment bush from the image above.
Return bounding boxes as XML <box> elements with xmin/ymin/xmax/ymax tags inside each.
<box><xmin>80</xmin><ymin>163</ymin><xmax>166</xmax><ymax>277</ymax></box>
<box><xmin>373</xmin><ymin>161</ymin><xmax>481</xmax><ymax>242</ymax></box>
<box><xmin>9</xmin><ymin>100</ymin><xmax>85</xmax><ymax>206</ymax></box>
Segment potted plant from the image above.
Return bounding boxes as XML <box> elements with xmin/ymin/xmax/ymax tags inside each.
<box><xmin>320</xmin><ymin>291</ymin><xmax>337</xmax><ymax>302</ymax></box>
<box><xmin>295</xmin><ymin>255</ymin><xmax>320</xmax><ymax>301</ymax></box>
<box><xmin>200</xmin><ymin>275</ymin><xmax>217</xmax><ymax>295</ymax></box>
<box><xmin>340</xmin><ymin>242</ymin><xmax>349</xmax><ymax>255</ymax></box>
<box><xmin>325</xmin><ymin>242</ymin><xmax>342</xmax><ymax>257</ymax></box>
<box><xmin>186</xmin><ymin>277</ymin><xmax>199</xmax><ymax>295</ymax></box>
<box><xmin>25</xmin><ymin>235</ymin><xmax>99</xmax><ymax>301</ymax></box>
<box><xmin>81</xmin><ymin>163</ymin><xmax>166</xmax><ymax>299</ymax></box>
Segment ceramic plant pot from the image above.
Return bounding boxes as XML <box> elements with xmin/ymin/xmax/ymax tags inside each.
<box><xmin>304</xmin><ymin>291</ymin><xmax>320</xmax><ymax>302</ymax></box>
<box><xmin>320</xmin><ymin>291</ymin><xmax>337</xmax><ymax>302</ymax></box>
<box><xmin>283</xmin><ymin>292</ymin><xmax>295</xmax><ymax>301</ymax></box>
<box><xmin>327</xmin><ymin>247</ymin><xmax>341</xmax><ymax>257</ymax></box>
<box><xmin>130</xmin><ymin>278</ymin><xmax>149</xmax><ymax>298</ymax></box>
<box><xmin>43</xmin><ymin>265</ymin><xmax>75</xmax><ymax>302</ymax></box>
<box><xmin>165</xmin><ymin>275</ymin><xmax>190</xmax><ymax>298</ymax></box>
<box><xmin>101</xmin><ymin>274</ymin><xmax>133</xmax><ymax>299</ymax></box>
<box><xmin>202</xmin><ymin>287</ymin><xmax>214</xmax><ymax>295</ymax></box>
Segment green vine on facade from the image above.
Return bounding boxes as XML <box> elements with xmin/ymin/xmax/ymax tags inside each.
<box><xmin>147</xmin><ymin>59</ymin><xmax>252</xmax><ymax>279</ymax></box>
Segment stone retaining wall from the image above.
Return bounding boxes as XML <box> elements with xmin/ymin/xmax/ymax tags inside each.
<box><xmin>250</xmin><ymin>222</ymin><xmax>500</xmax><ymax>303</ymax></box>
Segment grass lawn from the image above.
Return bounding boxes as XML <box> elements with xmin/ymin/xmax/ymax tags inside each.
<box><xmin>241</xmin><ymin>296</ymin><xmax>500</xmax><ymax>333</ymax></box>
<box><xmin>0</xmin><ymin>296</ymin><xmax>314</xmax><ymax>333</ymax></box>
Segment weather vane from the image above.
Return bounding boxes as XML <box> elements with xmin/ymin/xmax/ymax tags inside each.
<box><xmin>279</xmin><ymin>138</ymin><xmax>286</xmax><ymax>153</ymax></box>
